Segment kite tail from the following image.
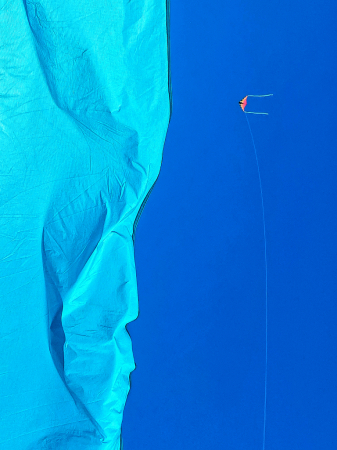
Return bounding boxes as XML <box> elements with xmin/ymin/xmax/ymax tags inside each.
<box><xmin>245</xmin><ymin>113</ymin><xmax>268</xmax><ymax>450</ymax></box>
<box><xmin>245</xmin><ymin>111</ymin><xmax>269</xmax><ymax>115</ymax></box>
<box><xmin>247</xmin><ymin>94</ymin><xmax>273</xmax><ymax>97</ymax></box>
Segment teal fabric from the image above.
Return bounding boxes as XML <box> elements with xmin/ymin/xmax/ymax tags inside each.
<box><xmin>0</xmin><ymin>1</ymin><xmax>171</xmax><ymax>448</ymax></box>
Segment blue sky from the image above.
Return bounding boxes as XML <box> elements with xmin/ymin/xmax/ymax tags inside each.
<box><xmin>123</xmin><ymin>1</ymin><xmax>337</xmax><ymax>448</ymax></box>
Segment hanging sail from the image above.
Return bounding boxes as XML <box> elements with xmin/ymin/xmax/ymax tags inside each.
<box><xmin>0</xmin><ymin>1</ymin><xmax>171</xmax><ymax>449</ymax></box>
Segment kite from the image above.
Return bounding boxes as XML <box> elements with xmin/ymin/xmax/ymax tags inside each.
<box><xmin>239</xmin><ymin>95</ymin><xmax>248</xmax><ymax>111</ymax></box>
<box><xmin>239</xmin><ymin>94</ymin><xmax>273</xmax><ymax>115</ymax></box>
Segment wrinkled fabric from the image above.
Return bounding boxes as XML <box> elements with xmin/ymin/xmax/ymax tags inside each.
<box><xmin>0</xmin><ymin>1</ymin><xmax>171</xmax><ymax>448</ymax></box>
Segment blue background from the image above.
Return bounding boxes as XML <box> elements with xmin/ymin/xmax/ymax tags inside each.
<box><xmin>124</xmin><ymin>1</ymin><xmax>337</xmax><ymax>448</ymax></box>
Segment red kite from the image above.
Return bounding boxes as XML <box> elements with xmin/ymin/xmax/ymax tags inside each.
<box><xmin>239</xmin><ymin>96</ymin><xmax>248</xmax><ymax>111</ymax></box>
<box><xmin>239</xmin><ymin>94</ymin><xmax>273</xmax><ymax>115</ymax></box>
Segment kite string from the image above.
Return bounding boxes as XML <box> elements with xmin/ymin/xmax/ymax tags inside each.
<box><xmin>245</xmin><ymin>113</ymin><xmax>268</xmax><ymax>450</ymax></box>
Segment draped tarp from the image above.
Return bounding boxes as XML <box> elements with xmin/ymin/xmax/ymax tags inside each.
<box><xmin>0</xmin><ymin>1</ymin><xmax>171</xmax><ymax>448</ymax></box>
